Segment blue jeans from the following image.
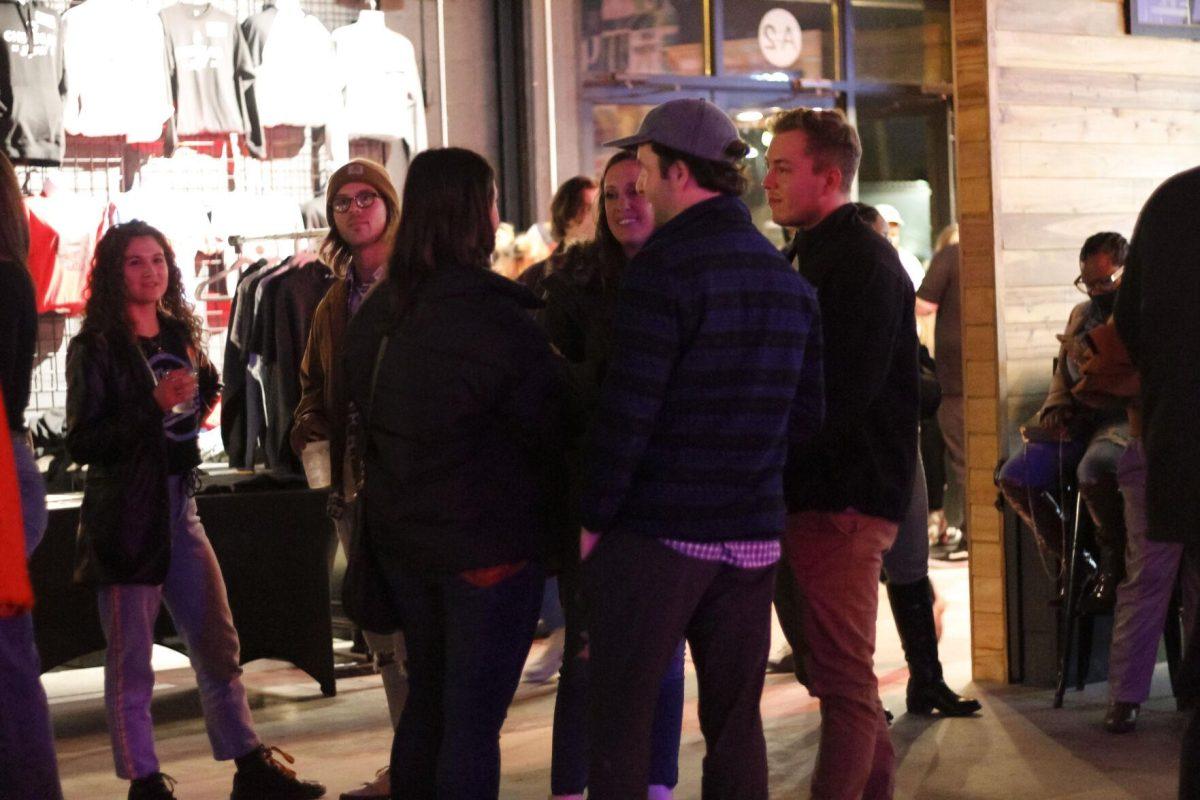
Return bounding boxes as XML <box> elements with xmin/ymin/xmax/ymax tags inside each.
<box><xmin>385</xmin><ymin>561</ymin><xmax>543</xmax><ymax>799</ymax></box>
<box><xmin>551</xmin><ymin>564</ymin><xmax>683</xmax><ymax>794</ymax></box>
<box><xmin>97</xmin><ymin>477</ymin><xmax>259</xmax><ymax>779</ymax></box>
<box><xmin>998</xmin><ymin>422</ymin><xmax>1126</xmax><ymax>556</ymax></box>
<box><xmin>0</xmin><ymin>435</ymin><xmax>62</xmax><ymax>800</ymax></box>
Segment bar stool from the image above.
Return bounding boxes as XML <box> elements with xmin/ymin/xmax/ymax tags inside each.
<box><xmin>1054</xmin><ymin>485</ymin><xmax>1185</xmax><ymax>707</ymax></box>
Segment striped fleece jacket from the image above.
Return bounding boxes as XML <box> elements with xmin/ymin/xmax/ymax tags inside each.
<box><xmin>579</xmin><ymin>194</ymin><xmax>824</xmax><ymax>542</ymax></box>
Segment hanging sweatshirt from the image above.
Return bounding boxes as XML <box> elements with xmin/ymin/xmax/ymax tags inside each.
<box><xmin>0</xmin><ymin>0</ymin><xmax>65</xmax><ymax>165</ymax></box>
<box><xmin>61</xmin><ymin>0</ymin><xmax>172</xmax><ymax>142</ymax></box>
<box><xmin>160</xmin><ymin>3</ymin><xmax>257</xmax><ymax>138</ymax></box>
<box><xmin>332</xmin><ymin>13</ymin><xmax>427</xmax><ymax>154</ymax></box>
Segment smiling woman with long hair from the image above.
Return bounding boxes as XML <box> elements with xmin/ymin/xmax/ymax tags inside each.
<box><xmin>538</xmin><ymin>149</ymin><xmax>684</xmax><ymax>800</ymax></box>
<box><xmin>345</xmin><ymin>147</ymin><xmax>573</xmax><ymax>797</ymax></box>
<box><xmin>65</xmin><ymin>221</ymin><xmax>325</xmax><ymax>800</ymax></box>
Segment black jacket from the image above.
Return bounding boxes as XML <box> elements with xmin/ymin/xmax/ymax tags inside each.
<box><xmin>1114</xmin><ymin>166</ymin><xmax>1200</xmax><ymax>547</ymax></box>
<box><xmin>65</xmin><ymin>319</ymin><xmax>218</xmax><ymax>585</ymax></box>
<box><xmin>536</xmin><ymin>244</ymin><xmax>620</xmax><ymax>566</ymax></box>
<box><xmin>0</xmin><ymin>262</ymin><xmax>36</xmax><ymax>430</ymax></box>
<box><xmin>345</xmin><ymin>267</ymin><xmax>574</xmax><ymax>575</ymax></box>
<box><xmin>784</xmin><ymin>203</ymin><xmax>919</xmax><ymax>523</ymax></box>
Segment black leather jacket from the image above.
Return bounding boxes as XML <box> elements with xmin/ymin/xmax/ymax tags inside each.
<box><xmin>65</xmin><ymin>319</ymin><xmax>218</xmax><ymax>585</ymax></box>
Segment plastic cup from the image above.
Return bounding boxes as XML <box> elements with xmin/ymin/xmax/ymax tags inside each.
<box><xmin>301</xmin><ymin>440</ymin><xmax>332</xmax><ymax>489</ymax></box>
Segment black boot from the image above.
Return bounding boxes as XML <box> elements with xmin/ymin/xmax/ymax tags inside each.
<box><xmin>128</xmin><ymin>773</ymin><xmax>177</xmax><ymax>800</ymax></box>
<box><xmin>231</xmin><ymin>745</ymin><xmax>325</xmax><ymax>799</ymax></box>
<box><xmin>1079</xmin><ymin>478</ymin><xmax>1127</xmax><ymax>615</ymax></box>
<box><xmin>887</xmin><ymin>577</ymin><xmax>982</xmax><ymax>717</ymax></box>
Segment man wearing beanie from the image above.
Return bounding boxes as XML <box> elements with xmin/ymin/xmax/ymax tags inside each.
<box><xmin>291</xmin><ymin>158</ymin><xmax>405</xmax><ymax>800</ymax></box>
<box><xmin>579</xmin><ymin>98</ymin><xmax>825</xmax><ymax>798</ymax></box>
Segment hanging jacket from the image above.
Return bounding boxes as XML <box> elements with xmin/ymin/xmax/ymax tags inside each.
<box><xmin>0</xmin><ymin>0</ymin><xmax>66</xmax><ymax>165</ymax></box>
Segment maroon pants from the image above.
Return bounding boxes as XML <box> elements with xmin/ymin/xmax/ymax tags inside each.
<box><xmin>784</xmin><ymin>510</ymin><xmax>899</xmax><ymax>800</ymax></box>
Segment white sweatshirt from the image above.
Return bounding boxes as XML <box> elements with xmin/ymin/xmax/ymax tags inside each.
<box><xmin>61</xmin><ymin>0</ymin><xmax>173</xmax><ymax>142</ymax></box>
<box><xmin>332</xmin><ymin>12</ymin><xmax>427</xmax><ymax>154</ymax></box>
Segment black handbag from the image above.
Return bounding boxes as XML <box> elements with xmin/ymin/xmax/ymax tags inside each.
<box><xmin>340</xmin><ymin>333</ymin><xmax>402</xmax><ymax>636</ymax></box>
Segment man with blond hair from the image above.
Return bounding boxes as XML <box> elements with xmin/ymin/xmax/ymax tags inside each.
<box><xmin>764</xmin><ymin>107</ymin><xmax>919</xmax><ymax>799</ymax></box>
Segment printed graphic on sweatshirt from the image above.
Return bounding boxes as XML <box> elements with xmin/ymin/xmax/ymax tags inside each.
<box><xmin>4</xmin><ymin>12</ymin><xmax>57</xmax><ymax>58</ymax></box>
<box><xmin>176</xmin><ymin>30</ymin><xmax>222</xmax><ymax>72</ymax></box>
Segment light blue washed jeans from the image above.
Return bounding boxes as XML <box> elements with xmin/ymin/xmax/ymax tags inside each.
<box><xmin>1108</xmin><ymin>439</ymin><xmax>1200</xmax><ymax>704</ymax></box>
<box><xmin>96</xmin><ymin>476</ymin><xmax>259</xmax><ymax>780</ymax></box>
<box><xmin>0</xmin><ymin>433</ymin><xmax>63</xmax><ymax>799</ymax></box>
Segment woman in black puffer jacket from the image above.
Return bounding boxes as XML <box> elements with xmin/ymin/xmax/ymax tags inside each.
<box><xmin>345</xmin><ymin>147</ymin><xmax>573</xmax><ymax>798</ymax></box>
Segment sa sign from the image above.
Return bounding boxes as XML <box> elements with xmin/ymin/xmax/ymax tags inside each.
<box><xmin>758</xmin><ymin>8</ymin><xmax>802</xmax><ymax>68</ymax></box>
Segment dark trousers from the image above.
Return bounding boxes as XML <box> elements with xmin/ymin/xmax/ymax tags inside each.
<box><xmin>384</xmin><ymin>562</ymin><xmax>543</xmax><ymax>800</ymax></box>
<box><xmin>551</xmin><ymin>564</ymin><xmax>684</xmax><ymax>794</ymax></box>
<box><xmin>585</xmin><ymin>533</ymin><xmax>776</xmax><ymax>800</ymax></box>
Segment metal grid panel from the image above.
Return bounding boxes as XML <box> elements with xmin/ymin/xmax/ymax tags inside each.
<box><xmin>26</xmin><ymin>0</ymin><xmax>373</xmax><ymax>421</ymax></box>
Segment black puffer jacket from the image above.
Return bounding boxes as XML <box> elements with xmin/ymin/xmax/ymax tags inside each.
<box><xmin>345</xmin><ymin>266</ymin><xmax>574</xmax><ymax>575</ymax></box>
<box><xmin>65</xmin><ymin>319</ymin><xmax>218</xmax><ymax>585</ymax></box>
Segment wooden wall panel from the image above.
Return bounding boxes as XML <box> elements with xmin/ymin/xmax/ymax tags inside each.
<box><xmin>995</xmin><ymin>30</ymin><xmax>1200</xmax><ymax>78</ymax></box>
<box><xmin>953</xmin><ymin>0</ymin><xmax>1200</xmax><ymax>684</ymax></box>
<box><xmin>997</xmin><ymin>104</ymin><xmax>1200</xmax><ymax>146</ymax></box>
<box><xmin>952</xmin><ymin>0</ymin><xmax>1009</xmax><ymax>684</ymax></box>
<box><xmin>993</xmin><ymin>0</ymin><xmax>1124</xmax><ymax>36</ymax></box>
<box><xmin>997</xmin><ymin>67</ymin><xmax>1200</xmax><ymax>112</ymax></box>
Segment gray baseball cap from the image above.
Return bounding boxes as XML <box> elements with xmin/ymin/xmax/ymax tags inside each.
<box><xmin>604</xmin><ymin>98</ymin><xmax>745</xmax><ymax>162</ymax></box>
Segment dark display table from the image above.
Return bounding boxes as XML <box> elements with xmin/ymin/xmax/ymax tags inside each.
<box><xmin>31</xmin><ymin>487</ymin><xmax>339</xmax><ymax>696</ymax></box>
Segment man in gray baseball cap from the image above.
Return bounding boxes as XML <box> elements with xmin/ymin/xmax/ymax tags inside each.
<box><xmin>603</xmin><ymin>97</ymin><xmax>750</xmax><ymax>226</ymax></box>
<box><xmin>581</xmin><ymin>98</ymin><xmax>825</xmax><ymax>798</ymax></box>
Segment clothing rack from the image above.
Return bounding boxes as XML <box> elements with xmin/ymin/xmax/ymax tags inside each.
<box><xmin>228</xmin><ymin>228</ymin><xmax>330</xmax><ymax>252</ymax></box>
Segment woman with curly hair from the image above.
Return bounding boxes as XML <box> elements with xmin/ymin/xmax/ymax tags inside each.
<box><xmin>66</xmin><ymin>221</ymin><xmax>325</xmax><ymax>800</ymax></box>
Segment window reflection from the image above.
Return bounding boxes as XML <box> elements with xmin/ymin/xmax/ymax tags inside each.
<box><xmin>722</xmin><ymin>0</ymin><xmax>836</xmax><ymax>81</ymax></box>
<box><xmin>852</xmin><ymin>0</ymin><xmax>951</xmax><ymax>85</ymax></box>
<box><xmin>581</xmin><ymin>0</ymin><xmax>705</xmax><ymax>75</ymax></box>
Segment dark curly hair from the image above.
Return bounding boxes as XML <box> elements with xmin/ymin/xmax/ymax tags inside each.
<box><xmin>82</xmin><ymin>220</ymin><xmax>204</xmax><ymax>352</ymax></box>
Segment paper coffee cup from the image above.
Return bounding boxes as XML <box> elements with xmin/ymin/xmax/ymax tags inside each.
<box><xmin>301</xmin><ymin>440</ymin><xmax>332</xmax><ymax>489</ymax></box>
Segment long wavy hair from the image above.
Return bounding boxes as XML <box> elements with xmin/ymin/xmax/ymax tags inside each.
<box><xmin>82</xmin><ymin>220</ymin><xmax>204</xmax><ymax>352</ymax></box>
<box><xmin>552</xmin><ymin>150</ymin><xmax>638</xmax><ymax>287</ymax></box>
<box><xmin>0</xmin><ymin>152</ymin><xmax>30</xmax><ymax>271</ymax></box>
<box><xmin>388</xmin><ymin>147</ymin><xmax>496</xmax><ymax>306</ymax></box>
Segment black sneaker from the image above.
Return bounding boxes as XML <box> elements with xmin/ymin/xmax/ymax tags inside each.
<box><xmin>231</xmin><ymin>745</ymin><xmax>325</xmax><ymax>799</ymax></box>
<box><xmin>129</xmin><ymin>773</ymin><xmax>178</xmax><ymax>800</ymax></box>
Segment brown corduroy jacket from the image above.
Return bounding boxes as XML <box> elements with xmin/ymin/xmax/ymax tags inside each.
<box><xmin>291</xmin><ymin>278</ymin><xmax>356</xmax><ymax>496</ymax></box>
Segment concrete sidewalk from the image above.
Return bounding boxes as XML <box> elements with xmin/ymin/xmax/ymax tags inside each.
<box><xmin>49</xmin><ymin>561</ymin><xmax>1185</xmax><ymax>799</ymax></box>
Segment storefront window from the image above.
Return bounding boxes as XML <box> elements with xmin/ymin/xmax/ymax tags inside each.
<box><xmin>851</xmin><ymin>0</ymin><xmax>951</xmax><ymax>85</ymax></box>
<box><xmin>581</xmin><ymin>0</ymin><xmax>706</xmax><ymax>76</ymax></box>
<box><xmin>721</xmin><ymin>0</ymin><xmax>836</xmax><ymax>81</ymax></box>
<box><xmin>856</xmin><ymin>94</ymin><xmax>953</xmax><ymax>260</ymax></box>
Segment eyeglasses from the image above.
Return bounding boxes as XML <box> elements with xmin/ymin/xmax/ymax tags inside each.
<box><xmin>1074</xmin><ymin>267</ymin><xmax>1123</xmax><ymax>295</ymax></box>
<box><xmin>332</xmin><ymin>190</ymin><xmax>380</xmax><ymax>214</ymax></box>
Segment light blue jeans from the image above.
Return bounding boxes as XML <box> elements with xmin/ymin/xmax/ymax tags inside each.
<box><xmin>97</xmin><ymin>476</ymin><xmax>259</xmax><ymax>779</ymax></box>
<box><xmin>1108</xmin><ymin>440</ymin><xmax>1200</xmax><ymax>704</ymax></box>
<box><xmin>0</xmin><ymin>433</ymin><xmax>63</xmax><ymax>799</ymax></box>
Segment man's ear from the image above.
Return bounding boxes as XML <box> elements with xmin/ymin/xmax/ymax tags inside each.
<box><xmin>824</xmin><ymin>167</ymin><xmax>844</xmax><ymax>196</ymax></box>
<box><xmin>668</xmin><ymin>158</ymin><xmax>691</xmax><ymax>189</ymax></box>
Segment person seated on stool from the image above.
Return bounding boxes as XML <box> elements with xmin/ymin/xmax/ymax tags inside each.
<box><xmin>997</xmin><ymin>233</ymin><xmax>1130</xmax><ymax>613</ymax></box>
